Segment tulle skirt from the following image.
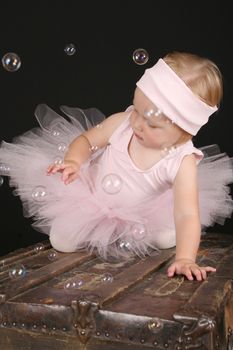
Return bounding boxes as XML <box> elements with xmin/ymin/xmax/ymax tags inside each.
<box><xmin>0</xmin><ymin>105</ymin><xmax>233</xmax><ymax>259</ymax></box>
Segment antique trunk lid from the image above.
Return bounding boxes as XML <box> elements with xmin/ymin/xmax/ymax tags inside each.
<box><xmin>0</xmin><ymin>233</ymin><xmax>233</xmax><ymax>349</ymax></box>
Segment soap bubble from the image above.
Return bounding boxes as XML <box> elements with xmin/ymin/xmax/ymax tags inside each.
<box><xmin>31</xmin><ymin>186</ymin><xmax>47</xmax><ymax>202</ymax></box>
<box><xmin>54</xmin><ymin>156</ymin><xmax>63</xmax><ymax>165</ymax></box>
<box><xmin>89</xmin><ymin>145</ymin><xmax>99</xmax><ymax>153</ymax></box>
<box><xmin>119</xmin><ymin>240</ymin><xmax>131</xmax><ymax>250</ymax></box>
<box><xmin>131</xmin><ymin>223</ymin><xmax>147</xmax><ymax>241</ymax></box>
<box><xmin>50</xmin><ymin>121</ymin><xmax>64</xmax><ymax>137</ymax></box>
<box><xmin>95</xmin><ymin>123</ymin><xmax>103</xmax><ymax>129</ymax></box>
<box><xmin>144</xmin><ymin>107</ymin><xmax>157</xmax><ymax>119</ymax></box>
<box><xmin>52</xmin><ymin>130</ymin><xmax>61</xmax><ymax>137</ymax></box>
<box><xmin>101</xmin><ymin>174</ymin><xmax>123</xmax><ymax>194</ymax></box>
<box><xmin>64</xmin><ymin>279</ymin><xmax>84</xmax><ymax>290</ymax></box>
<box><xmin>118</xmin><ymin>239</ymin><xmax>133</xmax><ymax>255</ymax></box>
<box><xmin>9</xmin><ymin>264</ymin><xmax>26</xmax><ymax>279</ymax></box>
<box><xmin>0</xmin><ymin>163</ymin><xmax>10</xmax><ymax>176</ymax></box>
<box><xmin>47</xmin><ymin>250</ymin><xmax>58</xmax><ymax>261</ymax></box>
<box><xmin>2</xmin><ymin>52</ymin><xmax>21</xmax><ymax>72</ymax></box>
<box><xmin>57</xmin><ymin>143</ymin><xmax>67</xmax><ymax>152</ymax></box>
<box><xmin>64</xmin><ymin>43</ymin><xmax>76</xmax><ymax>56</ymax></box>
<box><xmin>101</xmin><ymin>273</ymin><xmax>114</xmax><ymax>283</ymax></box>
<box><xmin>64</xmin><ymin>281</ymin><xmax>76</xmax><ymax>290</ymax></box>
<box><xmin>144</xmin><ymin>106</ymin><xmax>162</xmax><ymax>119</ymax></box>
<box><xmin>132</xmin><ymin>48</ymin><xmax>149</xmax><ymax>65</ymax></box>
<box><xmin>34</xmin><ymin>243</ymin><xmax>45</xmax><ymax>253</ymax></box>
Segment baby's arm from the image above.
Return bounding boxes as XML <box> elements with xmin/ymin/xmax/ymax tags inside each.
<box><xmin>47</xmin><ymin>112</ymin><xmax>128</xmax><ymax>184</ymax></box>
<box><xmin>167</xmin><ymin>154</ymin><xmax>216</xmax><ymax>281</ymax></box>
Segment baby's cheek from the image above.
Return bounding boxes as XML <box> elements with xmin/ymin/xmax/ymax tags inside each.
<box><xmin>129</xmin><ymin>113</ymin><xmax>136</xmax><ymax>126</ymax></box>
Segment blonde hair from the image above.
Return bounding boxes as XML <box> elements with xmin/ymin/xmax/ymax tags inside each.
<box><xmin>163</xmin><ymin>51</ymin><xmax>223</xmax><ymax>141</ymax></box>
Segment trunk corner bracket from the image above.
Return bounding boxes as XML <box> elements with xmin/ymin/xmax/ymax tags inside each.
<box><xmin>71</xmin><ymin>298</ymin><xmax>99</xmax><ymax>344</ymax></box>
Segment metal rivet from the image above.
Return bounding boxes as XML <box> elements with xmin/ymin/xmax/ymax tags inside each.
<box><xmin>81</xmin><ymin>330</ymin><xmax>86</xmax><ymax>335</ymax></box>
<box><xmin>105</xmin><ymin>332</ymin><xmax>109</xmax><ymax>337</ymax></box>
<box><xmin>43</xmin><ymin>325</ymin><xmax>47</xmax><ymax>329</ymax></box>
<box><xmin>12</xmin><ymin>322</ymin><xmax>16</xmax><ymax>326</ymax></box>
<box><xmin>62</xmin><ymin>327</ymin><xmax>67</xmax><ymax>331</ymax></box>
<box><xmin>140</xmin><ymin>339</ymin><xmax>145</xmax><ymax>343</ymax></box>
<box><xmin>116</xmin><ymin>334</ymin><xmax>121</xmax><ymax>339</ymax></box>
<box><xmin>21</xmin><ymin>323</ymin><xmax>25</xmax><ymax>327</ymax></box>
<box><xmin>89</xmin><ymin>324</ymin><xmax>94</xmax><ymax>329</ymax></box>
<box><xmin>33</xmin><ymin>325</ymin><xmax>37</xmax><ymax>329</ymax></box>
<box><xmin>164</xmin><ymin>343</ymin><xmax>168</xmax><ymax>348</ymax></box>
<box><xmin>3</xmin><ymin>322</ymin><xmax>7</xmax><ymax>326</ymax></box>
<box><xmin>52</xmin><ymin>327</ymin><xmax>56</xmax><ymax>330</ymax></box>
<box><xmin>96</xmin><ymin>331</ymin><xmax>100</xmax><ymax>336</ymax></box>
<box><xmin>74</xmin><ymin>323</ymin><xmax>78</xmax><ymax>328</ymax></box>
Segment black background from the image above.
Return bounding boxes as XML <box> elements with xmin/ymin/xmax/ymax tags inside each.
<box><xmin>0</xmin><ymin>1</ymin><xmax>232</xmax><ymax>256</ymax></box>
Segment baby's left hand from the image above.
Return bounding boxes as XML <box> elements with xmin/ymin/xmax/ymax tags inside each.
<box><xmin>167</xmin><ymin>258</ymin><xmax>216</xmax><ymax>281</ymax></box>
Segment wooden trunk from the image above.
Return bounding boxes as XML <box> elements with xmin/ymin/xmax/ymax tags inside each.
<box><xmin>0</xmin><ymin>232</ymin><xmax>233</xmax><ymax>349</ymax></box>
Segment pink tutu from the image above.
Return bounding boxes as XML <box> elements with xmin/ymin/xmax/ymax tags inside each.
<box><xmin>0</xmin><ymin>105</ymin><xmax>233</xmax><ymax>259</ymax></box>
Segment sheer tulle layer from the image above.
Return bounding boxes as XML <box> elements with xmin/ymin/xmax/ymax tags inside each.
<box><xmin>0</xmin><ymin>105</ymin><xmax>233</xmax><ymax>259</ymax></box>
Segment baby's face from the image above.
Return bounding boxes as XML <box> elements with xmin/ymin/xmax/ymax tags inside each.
<box><xmin>130</xmin><ymin>88</ymin><xmax>185</xmax><ymax>149</ymax></box>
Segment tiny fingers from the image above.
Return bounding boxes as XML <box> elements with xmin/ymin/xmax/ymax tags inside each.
<box><xmin>205</xmin><ymin>266</ymin><xmax>216</xmax><ymax>272</ymax></box>
<box><xmin>189</xmin><ymin>266</ymin><xmax>204</xmax><ymax>281</ymax></box>
<box><xmin>197</xmin><ymin>266</ymin><xmax>216</xmax><ymax>280</ymax></box>
<box><xmin>46</xmin><ymin>162</ymin><xmax>79</xmax><ymax>184</ymax></box>
<box><xmin>201</xmin><ymin>266</ymin><xmax>216</xmax><ymax>279</ymax></box>
<box><xmin>167</xmin><ymin>265</ymin><xmax>175</xmax><ymax>277</ymax></box>
<box><xmin>46</xmin><ymin>164</ymin><xmax>55</xmax><ymax>174</ymax></box>
<box><xmin>61</xmin><ymin>167</ymin><xmax>79</xmax><ymax>184</ymax></box>
<box><xmin>64</xmin><ymin>173</ymin><xmax>78</xmax><ymax>185</ymax></box>
<box><xmin>61</xmin><ymin>168</ymin><xmax>71</xmax><ymax>182</ymax></box>
<box><xmin>167</xmin><ymin>261</ymin><xmax>216</xmax><ymax>281</ymax></box>
<box><xmin>187</xmin><ymin>265</ymin><xmax>216</xmax><ymax>281</ymax></box>
<box><xmin>47</xmin><ymin>163</ymin><xmax>65</xmax><ymax>175</ymax></box>
<box><xmin>183</xmin><ymin>268</ymin><xmax>194</xmax><ymax>281</ymax></box>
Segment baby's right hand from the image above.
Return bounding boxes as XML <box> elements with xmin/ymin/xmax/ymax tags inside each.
<box><xmin>47</xmin><ymin>160</ymin><xmax>80</xmax><ymax>185</ymax></box>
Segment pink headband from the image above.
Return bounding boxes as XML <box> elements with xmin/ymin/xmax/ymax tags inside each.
<box><xmin>136</xmin><ymin>58</ymin><xmax>218</xmax><ymax>135</ymax></box>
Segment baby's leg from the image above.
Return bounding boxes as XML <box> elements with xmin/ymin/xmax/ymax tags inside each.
<box><xmin>146</xmin><ymin>189</ymin><xmax>176</xmax><ymax>249</ymax></box>
<box><xmin>151</xmin><ymin>227</ymin><xmax>176</xmax><ymax>249</ymax></box>
<box><xmin>49</xmin><ymin>230</ymin><xmax>77</xmax><ymax>253</ymax></box>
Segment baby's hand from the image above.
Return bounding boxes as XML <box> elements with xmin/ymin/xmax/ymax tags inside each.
<box><xmin>167</xmin><ymin>258</ymin><xmax>216</xmax><ymax>281</ymax></box>
<box><xmin>47</xmin><ymin>160</ymin><xmax>80</xmax><ymax>185</ymax></box>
